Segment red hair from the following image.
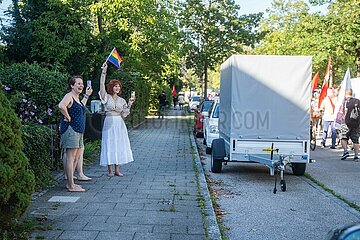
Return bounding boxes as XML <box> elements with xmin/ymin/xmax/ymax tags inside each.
<box><xmin>107</xmin><ymin>80</ymin><xmax>122</xmax><ymax>95</ymax></box>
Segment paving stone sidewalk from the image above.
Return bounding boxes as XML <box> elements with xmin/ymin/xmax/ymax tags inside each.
<box><xmin>27</xmin><ymin>109</ymin><xmax>220</xmax><ymax>240</ymax></box>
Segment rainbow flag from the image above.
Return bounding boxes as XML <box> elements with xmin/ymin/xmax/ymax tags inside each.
<box><xmin>106</xmin><ymin>47</ymin><xmax>123</xmax><ymax>70</ymax></box>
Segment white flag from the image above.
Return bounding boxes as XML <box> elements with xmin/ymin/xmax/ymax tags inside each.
<box><xmin>334</xmin><ymin>68</ymin><xmax>351</xmax><ymax>129</ymax></box>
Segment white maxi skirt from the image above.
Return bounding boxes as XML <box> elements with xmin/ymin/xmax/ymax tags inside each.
<box><xmin>100</xmin><ymin>115</ymin><xmax>134</xmax><ymax>166</ymax></box>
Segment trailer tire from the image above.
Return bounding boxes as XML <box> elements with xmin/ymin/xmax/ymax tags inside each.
<box><xmin>292</xmin><ymin>163</ymin><xmax>306</xmax><ymax>176</ymax></box>
<box><xmin>211</xmin><ymin>139</ymin><xmax>226</xmax><ymax>173</ymax></box>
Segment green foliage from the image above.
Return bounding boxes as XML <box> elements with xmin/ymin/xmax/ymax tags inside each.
<box><xmin>256</xmin><ymin>0</ymin><xmax>359</xmax><ymax>82</ymax></box>
<box><xmin>2</xmin><ymin>0</ymin><xmax>97</xmax><ymax>75</ymax></box>
<box><xmin>83</xmin><ymin>140</ymin><xmax>101</xmax><ymax>166</ymax></box>
<box><xmin>91</xmin><ymin>0</ymin><xmax>183</xmax><ymax>85</ymax></box>
<box><xmin>0</xmin><ymin>87</ymin><xmax>35</xmax><ymax>229</ymax></box>
<box><xmin>309</xmin><ymin>0</ymin><xmax>332</xmax><ymax>5</ymax></box>
<box><xmin>22</xmin><ymin>124</ymin><xmax>55</xmax><ymax>190</ymax></box>
<box><xmin>0</xmin><ymin>62</ymin><xmax>67</xmax><ymax>124</ymax></box>
<box><xmin>179</xmin><ymin>0</ymin><xmax>264</xmax><ymax>97</ymax></box>
<box><xmin>0</xmin><ymin>218</ymin><xmax>49</xmax><ymax>240</ymax></box>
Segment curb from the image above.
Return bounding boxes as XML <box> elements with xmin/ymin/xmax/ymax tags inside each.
<box><xmin>190</xmin><ymin>133</ymin><xmax>222</xmax><ymax>240</ymax></box>
<box><xmin>301</xmin><ymin>175</ymin><xmax>360</xmax><ymax>219</ymax></box>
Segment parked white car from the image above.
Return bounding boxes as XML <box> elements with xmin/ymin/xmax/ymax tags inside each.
<box><xmin>204</xmin><ymin>100</ymin><xmax>219</xmax><ymax>154</ymax></box>
<box><xmin>188</xmin><ymin>96</ymin><xmax>201</xmax><ymax>112</ymax></box>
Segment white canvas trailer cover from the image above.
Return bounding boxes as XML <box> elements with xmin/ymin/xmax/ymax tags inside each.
<box><xmin>219</xmin><ymin>55</ymin><xmax>312</xmax><ymax>143</ymax></box>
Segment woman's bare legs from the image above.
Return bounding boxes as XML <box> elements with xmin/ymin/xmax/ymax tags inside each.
<box><xmin>65</xmin><ymin>148</ymin><xmax>85</xmax><ymax>192</ymax></box>
<box><xmin>115</xmin><ymin>165</ymin><xmax>123</xmax><ymax>177</ymax></box>
<box><xmin>107</xmin><ymin>165</ymin><xmax>114</xmax><ymax>176</ymax></box>
<box><xmin>63</xmin><ymin>151</ymin><xmax>77</xmax><ymax>180</ymax></box>
<box><xmin>75</xmin><ymin>148</ymin><xmax>92</xmax><ymax>180</ymax></box>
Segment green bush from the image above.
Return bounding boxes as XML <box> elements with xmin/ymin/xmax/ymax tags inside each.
<box><xmin>22</xmin><ymin>124</ymin><xmax>56</xmax><ymax>190</ymax></box>
<box><xmin>0</xmin><ymin>62</ymin><xmax>67</xmax><ymax>124</ymax></box>
<box><xmin>0</xmin><ymin>88</ymin><xmax>35</xmax><ymax>229</ymax></box>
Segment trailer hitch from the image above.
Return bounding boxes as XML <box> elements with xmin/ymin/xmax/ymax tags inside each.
<box><xmin>273</xmin><ymin>156</ymin><xmax>286</xmax><ymax>194</ymax></box>
<box><xmin>265</xmin><ymin>143</ymin><xmax>286</xmax><ymax>194</ymax></box>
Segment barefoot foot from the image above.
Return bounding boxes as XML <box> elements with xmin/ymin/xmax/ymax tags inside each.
<box><xmin>66</xmin><ymin>184</ymin><xmax>85</xmax><ymax>192</ymax></box>
<box><xmin>77</xmin><ymin>175</ymin><xmax>92</xmax><ymax>181</ymax></box>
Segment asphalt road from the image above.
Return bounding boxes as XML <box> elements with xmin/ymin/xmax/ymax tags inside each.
<box><xmin>195</xmin><ymin>137</ymin><xmax>360</xmax><ymax>240</ymax></box>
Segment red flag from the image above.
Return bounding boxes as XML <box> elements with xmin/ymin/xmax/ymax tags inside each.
<box><xmin>311</xmin><ymin>71</ymin><xmax>319</xmax><ymax>93</ymax></box>
<box><xmin>172</xmin><ymin>85</ymin><xmax>177</xmax><ymax>97</ymax></box>
<box><xmin>318</xmin><ymin>58</ymin><xmax>332</xmax><ymax>108</ymax></box>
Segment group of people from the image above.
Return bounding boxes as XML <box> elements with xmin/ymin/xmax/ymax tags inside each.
<box><xmin>311</xmin><ymin>87</ymin><xmax>359</xmax><ymax>161</ymax></box>
<box><xmin>171</xmin><ymin>93</ymin><xmax>185</xmax><ymax>110</ymax></box>
<box><xmin>157</xmin><ymin>91</ymin><xmax>186</xmax><ymax>118</ymax></box>
<box><xmin>58</xmin><ymin>63</ymin><xmax>135</xmax><ymax>192</ymax></box>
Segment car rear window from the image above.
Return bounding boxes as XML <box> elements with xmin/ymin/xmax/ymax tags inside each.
<box><xmin>212</xmin><ymin>103</ymin><xmax>219</xmax><ymax>118</ymax></box>
<box><xmin>203</xmin><ymin>101</ymin><xmax>213</xmax><ymax>112</ymax></box>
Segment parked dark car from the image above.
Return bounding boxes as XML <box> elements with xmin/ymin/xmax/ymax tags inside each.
<box><xmin>193</xmin><ymin>100</ymin><xmax>214</xmax><ymax>138</ymax></box>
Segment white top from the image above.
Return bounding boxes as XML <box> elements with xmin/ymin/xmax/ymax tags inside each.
<box><xmin>99</xmin><ymin>92</ymin><xmax>130</xmax><ymax>118</ymax></box>
<box><xmin>178</xmin><ymin>95</ymin><xmax>185</xmax><ymax>104</ymax></box>
<box><xmin>321</xmin><ymin>96</ymin><xmax>335</xmax><ymax>121</ymax></box>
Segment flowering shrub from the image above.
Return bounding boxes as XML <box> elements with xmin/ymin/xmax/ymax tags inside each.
<box><xmin>0</xmin><ymin>62</ymin><xmax>67</xmax><ymax>124</ymax></box>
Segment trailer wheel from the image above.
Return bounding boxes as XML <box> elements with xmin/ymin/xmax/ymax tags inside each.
<box><xmin>211</xmin><ymin>151</ymin><xmax>222</xmax><ymax>173</ymax></box>
<box><xmin>211</xmin><ymin>139</ymin><xmax>226</xmax><ymax>173</ymax></box>
<box><xmin>280</xmin><ymin>180</ymin><xmax>286</xmax><ymax>192</ymax></box>
<box><xmin>292</xmin><ymin>163</ymin><xmax>306</xmax><ymax>176</ymax></box>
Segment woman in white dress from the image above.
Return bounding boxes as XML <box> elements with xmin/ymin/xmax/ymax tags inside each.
<box><xmin>99</xmin><ymin>63</ymin><xmax>135</xmax><ymax>176</ymax></box>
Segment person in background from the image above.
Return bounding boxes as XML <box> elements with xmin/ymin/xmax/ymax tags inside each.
<box><xmin>173</xmin><ymin>95</ymin><xmax>177</xmax><ymax>110</ymax></box>
<box><xmin>99</xmin><ymin>63</ymin><xmax>135</xmax><ymax>176</ymax></box>
<box><xmin>178</xmin><ymin>94</ymin><xmax>185</xmax><ymax>110</ymax></box>
<box><xmin>158</xmin><ymin>91</ymin><xmax>167</xmax><ymax>119</ymax></box>
<box><xmin>59</xmin><ymin>76</ymin><xmax>93</xmax><ymax>192</ymax></box>
<box><xmin>340</xmin><ymin>89</ymin><xmax>360</xmax><ymax>161</ymax></box>
<box><xmin>320</xmin><ymin>87</ymin><xmax>337</xmax><ymax>149</ymax></box>
<box><xmin>311</xmin><ymin>91</ymin><xmax>321</xmax><ymax>135</ymax></box>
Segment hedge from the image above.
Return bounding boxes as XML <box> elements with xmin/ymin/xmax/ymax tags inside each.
<box><xmin>0</xmin><ymin>88</ymin><xmax>35</xmax><ymax>229</ymax></box>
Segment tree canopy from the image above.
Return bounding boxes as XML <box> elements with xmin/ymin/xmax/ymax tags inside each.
<box><xmin>256</xmin><ymin>0</ymin><xmax>359</xmax><ymax>83</ymax></box>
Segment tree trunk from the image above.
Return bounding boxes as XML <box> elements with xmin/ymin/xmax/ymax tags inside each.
<box><xmin>204</xmin><ymin>63</ymin><xmax>208</xmax><ymax>100</ymax></box>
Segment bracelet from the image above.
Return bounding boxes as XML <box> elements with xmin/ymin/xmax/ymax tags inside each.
<box><xmin>84</xmin><ymin>94</ymin><xmax>89</xmax><ymax>99</ymax></box>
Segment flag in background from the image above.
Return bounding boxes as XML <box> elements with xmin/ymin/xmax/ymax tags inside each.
<box><xmin>106</xmin><ymin>47</ymin><xmax>123</xmax><ymax>70</ymax></box>
<box><xmin>311</xmin><ymin>71</ymin><xmax>319</xmax><ymax>93</ymax></box>
<box><xmin>318</xmin><ymin>58</ymin><xmax>332</xmax><ymax>108</ymax></box>
<box><xmin>172</xmin><ymin>85</ymin><xmax>177</xmax><ymax>97</ymax></box>
<box><xmin>334</xmin><ymin>68</ymin><xmax>352</xmax><ymax>129</ymax></box>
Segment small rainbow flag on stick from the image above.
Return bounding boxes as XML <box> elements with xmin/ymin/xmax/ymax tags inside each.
<box><xmin>105</xmin><ymin>47</ymin><xmax>123</xmax><ymax>70</ymax></box>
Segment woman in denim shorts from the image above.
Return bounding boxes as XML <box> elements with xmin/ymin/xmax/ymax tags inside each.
<box><xmin>59</xmin><ymin>76</ymin><xmax>93</xmax><ymax>192</ymax></box>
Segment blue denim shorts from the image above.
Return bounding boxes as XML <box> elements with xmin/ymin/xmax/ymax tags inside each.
<box><xmin>60</xmin><ymin>126</ymin><xmax>84</xmax><ymax>149</ymax></box>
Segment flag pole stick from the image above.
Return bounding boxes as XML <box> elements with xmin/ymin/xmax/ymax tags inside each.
<box><xmin>102</xmin><ymin>47</ymin><xmax>115</xmax><ymax>68</ymax></box>
<box><xmin>106</xmin><ymin>47</ymin><xmax>115</xmax><ymax>62</ymax></box>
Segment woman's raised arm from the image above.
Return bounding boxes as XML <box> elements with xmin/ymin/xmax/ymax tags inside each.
<box><xmin>99</xmin><ymin>63</ymin><xmax>108</xmax><ymax>100</ymax></box>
